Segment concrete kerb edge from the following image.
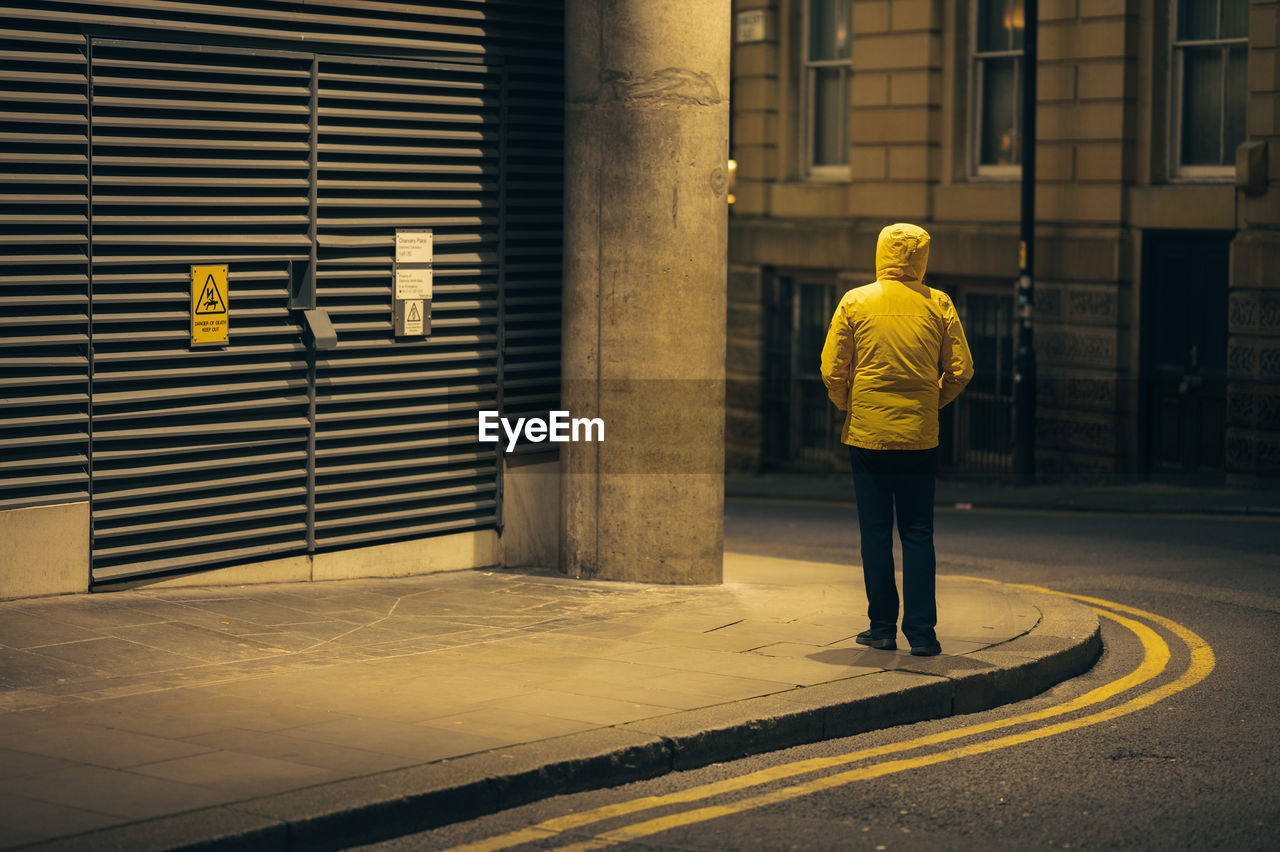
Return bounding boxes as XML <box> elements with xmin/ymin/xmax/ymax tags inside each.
<box><xmin>725</xmin><ymin>482</ymin><xmax>1280</xmax><ymax>517</ymax></box>
<box><xmin>21</xmin><ymin>584</ymin><xmax>1101</xmax><ymax>852</ymax></box>
<box><xmin>951</xmin><ymin>588</ymin><xmax>1103</xmax><ymax>715</ymax></box>
<box><xmin>940</xmin><ymin>502</ymin><xmax>1280</xmax><ymax>517</ymax></box>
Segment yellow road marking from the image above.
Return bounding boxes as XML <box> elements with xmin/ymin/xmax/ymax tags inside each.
<box><xmin>444</xmin><ymin>595</ymin><xmax>1179</xmax><ymax>852</ymax></box>
<box><xmin>955</xmin><ymin>579</ymin><xmax>1218</xmax><ymax>672</ymax></box>
<box><xmin>553</xmin><ymin>602</ymin><xmax>1212</xmax><ymax>851</ymax></box>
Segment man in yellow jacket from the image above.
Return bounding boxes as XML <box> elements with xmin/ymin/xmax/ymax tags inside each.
<box><xmin>820</xmin><ymin>223</ymin><xmax>974</xmax><ymax>656</ymax></box>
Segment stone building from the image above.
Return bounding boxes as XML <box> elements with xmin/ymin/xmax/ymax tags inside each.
<box><xmin>726</xmin><ymin>0</ymin><xmax>1280</xmax><ymax>485</ymax></box>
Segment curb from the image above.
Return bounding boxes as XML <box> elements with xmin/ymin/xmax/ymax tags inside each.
<box><xmin>935</xmin><ymin>500</ymin><xmax>1280</xmax><ymax>517</ymax></box>
<box><xmin>726</xmin><ymin>486</ymin><xmax>1280</xmax><ymax>517</ymax></box>
<box><xmin>24</xmin><ymin>586</ymin><xmax>1101</xmax><ymax>852</ymax></box>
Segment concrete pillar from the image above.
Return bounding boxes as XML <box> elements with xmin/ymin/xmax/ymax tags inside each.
<box><xmin>561</xmin><ymin>0</ymin><xmax>729</xmax><ymax>584</ymax></box>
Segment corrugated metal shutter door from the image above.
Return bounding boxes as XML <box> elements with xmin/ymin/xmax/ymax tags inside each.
<box><xmin>499</xmin><ymin>28</ymin><xmax>564</xmax><ymax>440</ymax></box>
<box><xmin>88</xmin><ymin>41</ymin><xmax>314</xmax><ymax>581</ymax></box>
<box><xmin>0</xmin><ymin>30</ymin><xmax>90</xmax><ymax>510</ymax></box>
<box><xmin>313</xmin><ymin>55</ymin><xmax>501</xmax><ymax>550</ymax></box>
<box><xmin>1</xmin><ymin>3</ymin><xmax>564</xmax><ymax>584</ymax></box>
<box><xmin>86</xmin><ymin>45</ymin><xmax>507</xmax><ymax>581</ymax></box>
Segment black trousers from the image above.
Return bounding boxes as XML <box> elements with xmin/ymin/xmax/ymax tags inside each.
<box><xmin>849</xmin><ymin>445</ymin><xmax>938</xmax><ymax>647</ymax></box>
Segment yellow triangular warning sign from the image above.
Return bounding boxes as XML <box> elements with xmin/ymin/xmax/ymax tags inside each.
<box><xmin>195</xmin><ymin>274</ymin><xmax>226</xmax><ymax>315</ymax></box>
<box><xmin>407</xmin><ymin>302</ymin><xmax>421</xmax><ymax>322</ymax></box>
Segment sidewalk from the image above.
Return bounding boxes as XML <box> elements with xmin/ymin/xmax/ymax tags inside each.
<box><xmin>0</xmin><ymin>555</ymin><xmax>1099</xmax><ymax>852</ymax></box>
<box><xmin>727</xmin><ymin>473</ymin><xmax>1280</xmax><ymax>516</ymax></box>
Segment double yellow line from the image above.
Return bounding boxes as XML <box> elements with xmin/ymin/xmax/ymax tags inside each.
<box><xmin>447</xmin><ymin>583</ymin><xmax>1214</xmax><ymax>852</ymax></box>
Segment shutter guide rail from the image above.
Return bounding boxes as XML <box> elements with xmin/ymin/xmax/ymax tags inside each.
<box><xmin>494</xmin><ymin>63</ymin><xmax>508</xmax><ymax>534</ymax></box>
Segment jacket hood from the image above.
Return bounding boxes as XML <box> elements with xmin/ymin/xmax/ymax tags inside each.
<box><xmin>875</xmin><ymin>223</ymin><xmax>931</xmax><ymax>284</ymax></box>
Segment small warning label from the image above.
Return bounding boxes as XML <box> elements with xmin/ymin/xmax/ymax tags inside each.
<box><xmin>195</xmin><ymin>274</ymin><xmax>226</xmax><ymax>315</ymax></box>
<box><xmin>191</xmin><ymin>264</ymin><xmax>229</xmax><ymax>347</ymax></box>
<box><xmin>403</xmin><ymin>299</ymin><xmax>424</xmax><ymax>335</ymax></box>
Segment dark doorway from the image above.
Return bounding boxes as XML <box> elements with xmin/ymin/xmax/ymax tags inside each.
<box><xmin>1141</xmin><ymin>230</ymin><xmax>1231</xmax><ymax>481</ymax></box>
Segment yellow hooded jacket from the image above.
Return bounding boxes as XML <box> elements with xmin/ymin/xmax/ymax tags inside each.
<box><xmin>820</xmin><ymin>223</ymin><xmax>974</xmax><ymax>450</ymax></box>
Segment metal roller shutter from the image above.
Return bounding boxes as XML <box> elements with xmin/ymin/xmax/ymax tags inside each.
<box><xmin>498</xmin><ymin>21</ymin><xmax>564</xmax><ymax>451</ymax></box>
<box><xmin>313</xmin><ymin>55</ymin><xmax>502</xmax><ymax>549</ymax></box>
<box><xmin>88</xmin><ymin>40</ymin><xmax>314</xmax><ymax>581</ymax></box>
<box><xmin>0</xmin><ymin>29</ymin><xmax>90</xmax><ymax>510</ymax></box>
<box><xmin>0</xmin><ymin>2</ymin><xmax>564</xmax><ymax>584</ymax></box>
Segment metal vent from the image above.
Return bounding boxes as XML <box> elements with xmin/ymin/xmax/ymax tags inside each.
<box><xmin>313</xmin><ymin>55</ymin><xmax>502</xmax><ymax>549</ymax></box>
<box><xmin>0</xmin><ymin>30</ymin><xmax>90</xmax><ymax>510</ymax></box>
<box><xmin>88</xmin><ymin>41</ymin><xmax>314</xmax><ymax>581</ymax></box>
<box><xmin>0</xmin><ymin>2</ymin><xmax>564</xmax><ymax>584</ymax></box>
<box><xmin>500</xmin><ymin>29</ymin><xmax>565</xmax><ymax>452</ymax></box>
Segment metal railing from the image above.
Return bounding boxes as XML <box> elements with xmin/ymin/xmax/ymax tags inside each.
<box><xmin>943</xmin><ymin>290</ymin><xmax>1015</xmax><ymax>480</ymax></box>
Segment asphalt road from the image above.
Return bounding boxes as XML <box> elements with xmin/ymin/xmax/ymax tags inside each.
<box><xmin>354</xmin><ymin>498</ymin><xmax>1280</xmax><ymax>851</ymax></box>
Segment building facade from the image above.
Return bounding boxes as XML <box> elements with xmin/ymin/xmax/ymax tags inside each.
<box><xmin>727</xmin><ymin>0</ymin><xmax>1280</xmax><ymax>486</ymax></box>
<box><xmin>0</xmin><ymin>2</ymin><xmax>566</xmax><ymax>598</ymax></box>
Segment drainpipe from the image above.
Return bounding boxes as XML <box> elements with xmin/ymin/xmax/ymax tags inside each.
<box><xmin>1014</xmin><ymin>0</ymin><xmax>1038</xmax><ymax>485</ymax></box>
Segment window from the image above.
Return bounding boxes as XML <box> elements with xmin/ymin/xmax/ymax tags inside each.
<box><xmin>1172</xmin><ymin>0</ymin><xmax>1247</xmax><ymax>176</ymax></box>
<box><xmin>762</xmin><ymin>272</ymin><xmax>844</xmax><ymax>471</ymax></box>
<box><xmin>950</xmin><ymin>289</ymin><xmax>1014</xmax><ymax>477</ymax></box>
<box><xmin>803</xmin><ymin>0</ymin><xmax>852</xmax><ymax>176</ymax></box>
<box><xmin>930</xmin><ymin>280</ymin><xmax>1014</xmax><ymax>479</ymax></box>
<box><xmin>972</xmin><ymin>0</ymin><xmax>1024</xmax><ymax>176</ymax></box>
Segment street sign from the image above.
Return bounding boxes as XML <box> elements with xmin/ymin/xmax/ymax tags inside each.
<box><xmin>736</xmin><ymin>9</ymin><xmax>768</xmax><ymax>43</ymax></box>
<box><xmin>191</xmin><ymin>264</ymin><xmax>229</xmax><ymax>347</ymax></box>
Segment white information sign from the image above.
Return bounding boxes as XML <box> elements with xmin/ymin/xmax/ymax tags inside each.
<box><xmin>393</xmin><ymin>228</ymin><xmax>433</xmax><ymax>337</ymax></box>
<box><xmin>396</xmin><ymin>230</ymin><xmax>433</xmax><ymax>264</ymax></box>
<box><xmin>395</xmin><ymin>266</ymin><xmax>433</xmax><ymax>301</ymax></box>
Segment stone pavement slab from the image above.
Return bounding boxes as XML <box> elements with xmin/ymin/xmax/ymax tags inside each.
<box><xmin>0</xmin><ymin>554</ymin><xmax>1100</xmax><ymax>851</ymax></box>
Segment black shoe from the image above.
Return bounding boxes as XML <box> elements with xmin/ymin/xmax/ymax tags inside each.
<box><xmin>909</xmin><ymin>643</ymin><xmax>942</xmax><ymax>657</ymax></box>
<box><xmin>855</xmin><ymin>630</ymin><xmax>897</xmax><ymax>651</ymax></box>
